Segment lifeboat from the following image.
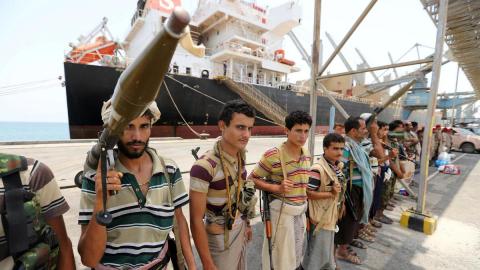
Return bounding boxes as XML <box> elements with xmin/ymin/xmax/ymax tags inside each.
<box><xmin>68</xmin><ymin>36</ymin><xmax>117</xmax><ymax>64</ymax></box>
<box><xmin>274</xmin><ymin>49</ymin><xmax>295</xmax><ymax>66</ymax></box>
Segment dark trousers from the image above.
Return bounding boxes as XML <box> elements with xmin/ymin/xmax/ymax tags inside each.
<box><xmin>335</xmin><ymin>185</ymin><xmax>363</xmax><ymax>245</ymax></box>
<box><xmin>370</xmin><ymin>168</ymin><xmax>386</xmax><ymax>218</ymax></box>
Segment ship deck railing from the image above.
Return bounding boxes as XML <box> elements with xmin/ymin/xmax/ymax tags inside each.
<box><xmin>225</xmin><ymin>74</ymin><xmax>377</xmax><ymax>106</ymax></box>
<box><xmin>209</xmin><ymin>41</ymin><xmax>270</xmax><ymax>60</ymax></box>
<box><xmin>130</xmin><ymin>7</ymin><xmax>150</xmax><ymax>27</ymax></box>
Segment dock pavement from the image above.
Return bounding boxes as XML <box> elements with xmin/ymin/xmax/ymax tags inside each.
<box><xmin>1</xmin><ymin>136</ymin><xmax>479</xmax><ymax>269</ymax></box>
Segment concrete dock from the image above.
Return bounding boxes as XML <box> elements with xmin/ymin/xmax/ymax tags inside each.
<box><xmin>1</xmin><ymin>137</ymin><xmax>479</xmax><ymax>269</ymax></box>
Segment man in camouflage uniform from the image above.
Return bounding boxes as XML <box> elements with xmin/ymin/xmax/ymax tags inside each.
<box><xmin>381</xmin><ymin>121</ymin><xmax>405</xmax><ymax>216</ymax></box>
<box><xmin>0</xmin><ymin>153</ymin><xmax>75</xmax><ymax>269</ymax></box>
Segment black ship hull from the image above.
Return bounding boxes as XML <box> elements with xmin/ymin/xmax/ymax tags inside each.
<box><xmin>64</xmin><ymin>62</ymin><xmax>399</xmax><ymax>139</ymax></box>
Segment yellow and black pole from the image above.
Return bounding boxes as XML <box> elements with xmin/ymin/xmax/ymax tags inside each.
<box><xmin>400</xmin><ymin>0</ymin><xmax>449</xmax><ymax>235</ymax></box>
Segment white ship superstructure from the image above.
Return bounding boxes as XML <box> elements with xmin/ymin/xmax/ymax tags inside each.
<box><xmin>124</xmin><ymin>0</ymin><xmax>302</xmax><ymax>88</ymax></box>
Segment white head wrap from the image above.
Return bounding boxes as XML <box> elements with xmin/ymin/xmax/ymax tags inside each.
<box><xmin>101</xmin><ymin>99</ymin><xmax>161</xmax><ymax>125</ymax></box>
<box><xmin>360</xmin><ymin>113</ymin><xmax>372</xmax><ymax>121</ymax></box>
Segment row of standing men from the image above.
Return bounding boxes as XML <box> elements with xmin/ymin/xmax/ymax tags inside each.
<box><xmin>0</xmin><ymin>99</ymin><xmax>421</xmax><ymax>270</ymax></box>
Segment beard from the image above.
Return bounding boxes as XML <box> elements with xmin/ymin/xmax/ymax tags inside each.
<box><xmin>117</xmin><ymin>139</ymin><xmax>149</xmax><ymax>159</ymax></box>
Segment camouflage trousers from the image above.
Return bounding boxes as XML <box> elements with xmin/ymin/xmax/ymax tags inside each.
<box><xmin>381</xmin><ymin>176</ymin><xmax>396</xmax><ymax>209</ymax></box>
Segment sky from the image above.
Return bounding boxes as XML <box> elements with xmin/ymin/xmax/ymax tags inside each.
<box><xmin>0</xmin><ymin>0</ymin><xmax>476</xmax><ymax>123</ymax></box>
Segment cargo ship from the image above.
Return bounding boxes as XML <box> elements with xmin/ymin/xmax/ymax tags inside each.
<box><xmin>64</xmin><ymin>0</ymin><xmax>400</xmax><ymax>139</ymax></box>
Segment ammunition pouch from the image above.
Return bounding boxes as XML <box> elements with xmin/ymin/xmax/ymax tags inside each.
<box><xmin>0</xmin><ymin>154</ymin><xmax>59</xmax><ymax>270</ymax></box>
<box><xmin>237</xmin><ymin>181</ymin><xmax>257</xmax><ymax>220</ymax></box>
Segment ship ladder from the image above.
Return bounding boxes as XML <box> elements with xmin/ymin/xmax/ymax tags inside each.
<box><xmin>222</xmin><ymin>77</ymin><xmax>288</xmax><ymax>126</ymax></box>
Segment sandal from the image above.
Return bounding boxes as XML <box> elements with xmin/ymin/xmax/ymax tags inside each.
<box><xmin>361</xmin><ymin>226</ymin><xmax>376</xmax><ymax>235</ymax></box>
<box><xmin>347</xmin><ymin>246</ymin><xmax>358</xmax><ymax>255</ymax></box>
<box><xmin>350</xmin><ymin>239</ymin><xmax>367</xmax><ymax>249</ymax></box>
<box><xmin>370</xmin><ymin>219</ymin><xmax>382</xmax><ymax>228</ymax></box>
<box><xmin>362</xmin><ymin>228</ymin><xmax>376</xmax><ymax>237</ymax></box>
<box><xmin>336</xmin><ymin>250</ymin><xmax>362</xmax><ymax>265</ymax></box>
<box><xmin>367</xmin><ymin>224</ymin><xmax>378</xmax><ymax>232</ymax></box>
<box><xmin>358</xmin><ymin>230</ymin><xmax>375</xmax><ymax>242</ymax></box>
<box><xmin>375</xmin><ymin>215</ymin><xmax>393</xmax><ymax>225</ymax></box>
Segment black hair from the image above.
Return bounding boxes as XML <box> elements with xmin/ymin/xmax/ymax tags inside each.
<box><xmin>323</xmin><ymin>133</ymin><xmax>345</xmax><ymax>148</ymax></box>
<box><xmin>378</xmin><ymin>121</ymin><xmax>388</xmax><ymax>129</ymax></box>
<box><xmin>218</xmin><ymin>99</ymin><xmax>256</xmax><ymax>126</ymax></box>
<box><xmin>412</xmin><ymin>121</ymin><xmax>418</xmax><ymax>128</ymax></box>
<box><xmin>389</xmin><ymin>120</ymin><xmax>404</xmax><ymax>131</ymax></box>
<box><xmin>142</xmin><ymin>109</ymin><xmax>154</xmax><ymax>122</ymax></box>
<box><xmin>285</xmin><ymin>111</ymin><xmax>312</xmax><ymax>130</ymax></box>
<box><xmin>344</xmin><ymin>116</ymin><xmax>364</xmax><ymax>134</ymax></box>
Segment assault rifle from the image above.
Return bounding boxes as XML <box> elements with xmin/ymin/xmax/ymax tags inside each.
<box><xmin>260</xmin><ymin>190</ymin><xmax>274</xmax><ymax>270</ymax></box>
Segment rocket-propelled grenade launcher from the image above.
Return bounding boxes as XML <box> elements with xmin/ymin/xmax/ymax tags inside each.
<box><xmin>84</xmin><ymin>7</ymin><xmax>191</xmax><ymax>226</ymax></box>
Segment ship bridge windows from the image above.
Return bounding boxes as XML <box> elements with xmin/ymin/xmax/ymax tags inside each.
<box><xmin>186</xmin><ymin>67</ymin><xmax>191</xmax><ymax>75</ymax></box>
<box><xmin>173</xmin><ymin>63</ymin><xmax>179</xmax><ymax>74</ymax></box>
<box><xmin>201</xmin><ymin>70</ymin><xmax>210</xmax><ymax>78</ymax></box>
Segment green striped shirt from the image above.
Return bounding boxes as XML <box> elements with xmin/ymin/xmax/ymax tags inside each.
<box><xmin>78</xmin><ymin>148</ymin><xmax>188</xmax><ymax>269</ymax></box>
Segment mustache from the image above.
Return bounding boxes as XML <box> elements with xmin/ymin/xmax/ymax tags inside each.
<box><xmin>126</xmin><ymin>140</ymin><xmax>146</xmax><ymax>146</ymax></box>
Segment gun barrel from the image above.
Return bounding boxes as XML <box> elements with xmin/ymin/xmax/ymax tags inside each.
<box><xmin>108</xmin><ymin>7</ymin><xmax>190</xmax><ymax>134</ymax></box>
<box><xmin>85</xmin><ymin>7</ymin><xmax>190</xmax><ymax>170</ymax></box>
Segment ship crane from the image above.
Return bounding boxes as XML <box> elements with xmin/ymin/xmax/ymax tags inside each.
<box><xmin>65</xmin><ymin>17</ymin><xmax>122</xmax><ymax>65</ymax></box>
<box><xmin>325</xmin><ymin>32</ymin><xmax>353</xmax><ymax>72</ymax></box>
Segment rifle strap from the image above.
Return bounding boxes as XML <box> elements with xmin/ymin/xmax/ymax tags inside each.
<box><xmin>158</xmin><ymin>156</ymin><xmax>185</xmax><ymax>270</ymax></box>
<box><xmin>349</xmin><ymin>154</ymin><xmax>354</xmax><ymax>192</ymax></box>
<box><xmin>1</xmin><ymin>155</ymin><xmax>29</xmax><ymax>256</ymax></box>
<box><xmin>271</xmin><ymin>146</ymin><xmax>287</xmax><ymax>250</ymax></box>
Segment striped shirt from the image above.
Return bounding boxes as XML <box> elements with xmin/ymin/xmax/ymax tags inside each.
<box><xmin>308</xmin><ymin>157</ymin><xmax>344</xmax><ymax>191</ymax></box>
<box><xmin>0</xmin><ymin>157</ymin><xmax>69</xmax><ymax>269</ymax></box>
<box><xmin>248</xmin><ymin>143</ymin><xmax>311</xmax><ymax>205</ymax></box>
<box><xmin>189</xmin><ymin>141</ymin><xmax>247</xmax><ymax>225</ymax></box>
<box><xmin>78</xmin><ymin>148</ymin><xmax>188</xmax><ymax>269</ymax></box>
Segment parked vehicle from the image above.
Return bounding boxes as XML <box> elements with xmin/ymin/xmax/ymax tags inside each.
<box><xmin>451</xmin><ymin>127</ymin><xmax>480</xmax><ymax>153</ymax></box>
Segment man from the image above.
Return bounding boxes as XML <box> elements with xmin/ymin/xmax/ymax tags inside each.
<box><xmin>380</xmin><ymin>120</ymin><xmax>406</xmax><ymax>215</ymax></box>
<box><xmin>189</xmin><ymin>99</ymin><xmax>257</xmax><ymax>270</ymax></box>
<box><xmin>411</xmin><ymin>122</ymin><xmax>421</xmax><ymax>160</ymax></box>
<box><xmin>334</xmin><ymin>123</ymin><xmax>345</xmax><ymax>135</ymax></box>
<box><xmin>368</xmin><ymin>121</ymin><xmax>388</xmax><ymax>227</ymax></box>
<box><xmin>430</xmin><ymin>125</ymin><xmax>443</xmax><ymax>165</ymax></box>
<box><xmin>78</xmin><ymin>101</ymin><xmax>196</xmax><ymax>269</ymax></box>
<box><xmin>0</xmin><ymin>153</ymin><xmax>75</xmax><ymax>269</ymax></box>
<box><xmin>373</xmin><ymin>122</ymin><xmax>398</xmax><ymax>225</ymax></box>
<box><xmin>249</xmin><ymin>110</ymin><xmax>312</xmax><ymax>270</ymax></box>
<box><xmin>401</xmin><ymin>121</ymin><xmax>417</xmax><ymax>185</ymax></box>
<box><xmin>335</xmin><ymin>116</ymin><xmax>379</xmax><ymax>265</ymax></box>
<box><xmin>302</xmin><ymin>133</ymin><xmax>345</xmax><ymax>270</ymax></box>
<box><xmin>440</xmin><ymin>127</ymin><xmax>453</xmax><ymax>153</ymax></box>
<box><xmin>404</xmin><ymin>121</ymin><xmax>419</xmax><ymax>160</ymax></box>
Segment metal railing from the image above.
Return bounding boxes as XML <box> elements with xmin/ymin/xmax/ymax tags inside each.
<box><xmin>223</xmin><ymin>77</ymin><xmax>287</xmax><ymax>125</ymax></box>
<box><xmin>130</xmin><ymin>8</ymin><xmax>149</xmax><ymax>26</ymax></box>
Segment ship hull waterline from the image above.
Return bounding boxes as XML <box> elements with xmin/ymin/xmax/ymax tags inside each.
<box><xmin>64</xmin><ymin>62</ymin><xmax>400</xmax><ymax>139</ymax></box>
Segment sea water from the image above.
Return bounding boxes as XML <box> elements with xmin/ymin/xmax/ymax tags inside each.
<box><xmin>0</xmin><ymin>122</ymin><xmax>69</xmax><ymax>142</ymax></box>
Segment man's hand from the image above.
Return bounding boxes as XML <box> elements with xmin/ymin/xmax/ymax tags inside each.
<box><xmin>245</xmin><ymin>224</ymin><xmax>253</xmax><ymax>242</ymax></box>
<box><xmin>389</xmin><ymin>148</ymin><xmax>399</xmax><ymax>159</ymax></box>
<box><xmin>369</xmin><ymin>119</ymin><xmax>379</xmax><ymax>135</ymax></box>
<box><xmin>94</xmin><ymin>164</ymin><xmax>122</xmax><ymax>201</ymax></box>
<box><xmin>277</xmin><ymin>179</ymin><xmax>294</xmax><ymax>193</ymax></box>
<box><xmin>332</xmin><ymin>182</ymin><xmax>341</xmax><ymax>195</ymax></box>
